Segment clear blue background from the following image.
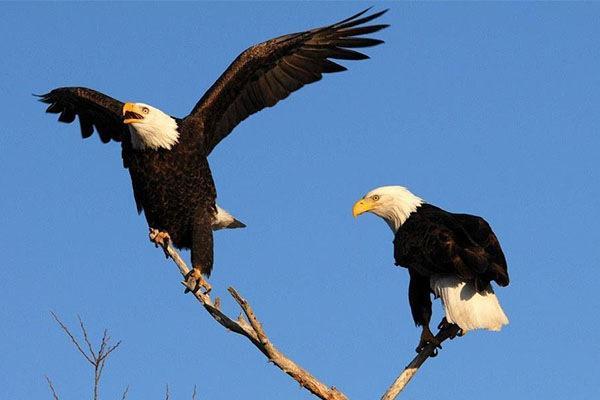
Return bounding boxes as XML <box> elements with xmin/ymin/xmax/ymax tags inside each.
<box><xmin>1</xmin><ymin>2</ymin><xmax>598</xmax><ymax>399</ymax></box>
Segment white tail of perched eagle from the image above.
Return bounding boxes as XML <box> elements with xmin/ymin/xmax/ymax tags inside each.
<box><xmin>431</xmin><ymin>275</ymin><xmax>508</xmax><ymax>332</ymax></box>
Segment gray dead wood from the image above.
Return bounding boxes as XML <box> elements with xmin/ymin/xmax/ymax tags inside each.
<box><xmin>150</xmin><ymin>229</ymin><xmax>348</xmax><ymax>400</ymax></box>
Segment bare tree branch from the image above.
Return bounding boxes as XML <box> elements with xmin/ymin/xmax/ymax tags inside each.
<box><xmin>45</xmin><ymin>375</ymin><xmax>60</xmax><ymax>400</ymax></box>
<box><xmin>50</xmin><ymin>313</ymin><xmax>121</xmax><ymax>400</ymax></box>
<box><xmin>150</xmin><ymin>229</ymin><xmax>348</xmax><ymax>400</ymax></box>
<box><xmin>50</xmin><ymin>311</ymin><xmax>94</xmax><ymax>365</ymax></box>
<box><xmin>46</xmin><ymin>228</ymin><xmax>464</xmax><ymax>400</ymax></box>
<box><xmin>380</xmin><ymin>325</ymin><xmax>461</xmax><ymax>400</ymax></box>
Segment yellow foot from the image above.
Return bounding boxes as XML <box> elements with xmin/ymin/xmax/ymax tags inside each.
<box><xmin>149</xmin><ymin>228</ymin><xmax>171</xmax><ymax>259</ymax></box>
<box><xmin>184</xmin><ymin>268</ymin><xmax>212</xmax><ymax>295</ymax></box>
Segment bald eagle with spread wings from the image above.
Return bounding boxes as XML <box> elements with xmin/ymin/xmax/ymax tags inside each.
<box><xmin>353</xmin><ymin>186</ymin><xmax>509</xmax><ymax>353</ymax></box>
<box><xmin>38</xmin><ymin>9</ymin><xmax>388</xmax><ymax>293</ymax></box>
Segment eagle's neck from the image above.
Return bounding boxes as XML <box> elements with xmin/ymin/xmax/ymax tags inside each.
<box><xmin>129</xmin><ymin>117</ymin><xmax>180</xmax><ymax>150</ymax></box>
<box><xmin>381</xmin><ymin>194</ymin><xmax>423</xmax><ymax>233</ymax></box>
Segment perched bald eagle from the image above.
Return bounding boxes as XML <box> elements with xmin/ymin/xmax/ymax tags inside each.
<box><xmin>38</xmin><ymin>9</ymin><xmax>388</xmax><ymax>293</ymax></box>
<box><xmin>353</xmin><ymin>186</ymin><xmax>509</xmax><ymax>352</ymax></box>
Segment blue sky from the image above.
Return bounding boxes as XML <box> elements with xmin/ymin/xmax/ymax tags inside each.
<box><xmin>1</xmin><ymin>2</ymin><xmax>599</xmax><ymax>399</ymax></box>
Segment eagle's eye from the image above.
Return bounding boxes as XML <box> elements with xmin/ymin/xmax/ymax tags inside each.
<box><xmin>372</xmin><ymin>195</ymin><xmax>380</xmax><ymax>201</ymax></box>
<box><xmin>142</xmin><ymin>107</ymin><xmax>150</xmax><ymax>114</ymax></box>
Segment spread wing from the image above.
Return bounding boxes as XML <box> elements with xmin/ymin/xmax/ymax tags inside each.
<box><xmin>186</xmin><ymin>8</ymin><xmax>389</xmax><ymax>154</ymax></box>
<box><xmin>37</xmin><ymin>87</ymin><xmax>127</xmax><ymax>144</ymax></box>
<box><xmin>37</xmin><ymin>87</ymin><xmax>142</xmax><ymax>209</ymax></box>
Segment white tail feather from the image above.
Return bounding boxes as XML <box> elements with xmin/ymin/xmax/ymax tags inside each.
<box><xmin>212</xmin><ymin>204</ymin><xmax>246</xmax><ymax>231</ymax></box>
<box><xmin>431</xmin><ymin>275</ymin><xmax>509</xmax><ymax>332</ymax></box>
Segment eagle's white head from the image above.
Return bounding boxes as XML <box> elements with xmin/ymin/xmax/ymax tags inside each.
<box><xmin>122</xmin><ymin>102</ymin><xmax>179</xmax><ymax>150</ymax></box>
<box><xmin>352</xmin><ymin>185</ymin><xmax>424</xmax><ymax>233</ymax></box>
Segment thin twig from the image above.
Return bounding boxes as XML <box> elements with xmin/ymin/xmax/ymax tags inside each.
<box><xmin>79</xmin><ymin>314</ymin><xmax>97</xmax><ymax>360</ymax></box>
<box><xmin>45</xmin><ymin>375</ymin><xmax>60</xmax><ymax>400</ymax></box>
<box><xmin>150</xmin><ymin>229</ymin><xmax>348</xmax><ymax>400</ymax></box>
<box><xmin>120</xmin><ymin>385</ymin><xmax>130</xmax><ymax>400</ymax></box>
<box><xmin>100</xmin><ymin>340</ymin><xmax>122</xmax><ymax>363</ymax></box>
<box><xmin>50</xmin><ymin>313</ymin><xmax>121</xmax><ymax>400</ymax></box>
<box><xmin>50</xmin><ymin>311</ymin><xmax>94</xmax><ymax>365</ymax></box>
<box><xmin>380</xmin><ymin>325</ymin><xmax>461</xmax><ymax>400</ymax></box>
<box><xmin>191</xmin><ymin>385</ymin><xmax>197</xmax><ymax>400</ymax></box>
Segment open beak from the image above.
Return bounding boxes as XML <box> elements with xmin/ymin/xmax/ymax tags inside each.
<box><xmin>123</xmin><ymin>103</ymin><xmax>144</xmax><ymax>124</ymax></box>
<box><xmin>352</xmin><ymin>198</ymin><xmax>375</xmax><ymax>218</ymax></box>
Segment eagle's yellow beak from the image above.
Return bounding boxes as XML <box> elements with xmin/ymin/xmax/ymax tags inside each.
<box><xmin>352</xmin><ymin>198</ymin><xmax>375</xmax><ymax>218</ymax></box>
<box><xmin>123</xmin><ymin>103</ymin><xmax>144</xmax><ymax>124</ymax></box>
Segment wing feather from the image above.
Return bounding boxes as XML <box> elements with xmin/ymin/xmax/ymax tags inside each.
<box><xmin>37</xmin><ymin>87</ymin><xmax>140</xmax><ymax>209</ymax></box>
<box><xmin>78</xmin><ymin>115</ymin><xmax>94</xmax><ymax>139</ymax></box>
<box><xmin>452</xmin><ymin>213</ymin><xmax>510</xmax><ymax>286</ymax></box>
<box><xmin>58</xmin><ymin>108</ymin><xmax>76</xmax><ymax>123</ymax></box>
<box><xmin>36</xmin><ymin>87</ymin><xmax>127</xmax><ymax>143</ymax></box>
<box><xmin>394</xmin><ymin>205</ymin><xmax>509</xmax><ymax>288</ymax></box>
<box><xmin>187</xmin><ymin>8</ymin><xmax>389</xmax><ymax>154</ymax></box>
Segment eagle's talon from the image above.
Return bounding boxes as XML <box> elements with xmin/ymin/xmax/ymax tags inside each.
<box><xmin>149</xmin><ymin>229</ymin><xmax>171</xmax><ymax>259</ymax></box>
<box><xmin>415</xmin><ymin>340</ymin><xmax>442</xmax><ymax>354</ymax></box>
<box><xmin>437</xmin><ymin>317</ymin><xmax>462</xmax><ymax>339</ymax></box>
<box><xmin>184</xmin><ymin>268</ymin><xmax>211</xmax><ymax>295</ymax></box>
<box><xmin>416</xmin><ymin>327</ymin><xmax>441</xmax><ymax>354</ymax></box>
<box><xmin>437</xmin><ymin>317</ymin><xmax>448</xmax><ymax>331</ymax></box>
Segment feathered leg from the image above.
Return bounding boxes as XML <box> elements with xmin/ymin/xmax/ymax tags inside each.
<box><xmin>408</xmin><ymin>270</ymin><xmax>441</xmax><ymax>353</ymax></box>
<box><xmin>185</xmin><ymin>211</ymin><xmax>214</xmax><ymax>294</ymax></box>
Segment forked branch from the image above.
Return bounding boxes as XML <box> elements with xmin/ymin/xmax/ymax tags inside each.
<box><xmin>150</xmin><ymin>229</ymin><xmax>348</xmax><ymax>400</ymax></box>
<box><xmin>49</xmin><ymin>313</ymin><xmax>121</xmax><ymax>400</ymax></box>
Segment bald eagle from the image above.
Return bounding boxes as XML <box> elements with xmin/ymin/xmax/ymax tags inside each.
<box><xmin>37</xmin><ymin>9</ymin><xmax>388</xmax><ymax>293</ymax></box>
<box><xmin>353</xmin><ymin>186</ymin><xmax>509</xmax><ymax>352</ymax></box>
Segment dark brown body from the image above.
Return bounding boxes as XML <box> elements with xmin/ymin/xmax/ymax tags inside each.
<box><xmin>125</xmin><ymin>119</ymin><xmax>216</xmax><ymax>275</ymax></box>
<box><xmin>393</xmin><ymin>204</ymin><xmax>509</xmax><ymax>328</ymax></box>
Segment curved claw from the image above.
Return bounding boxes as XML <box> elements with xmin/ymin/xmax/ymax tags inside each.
<box><xmin>416</xmin><ymin>326</ymin><xmax>442</xmax><ymax>354</ymax></box>
<box><xmin>415</xmin><ymin>341</ymin><xmax>442</xmax><ymax>354</ymax></box>
<box><xmin>149</xmin><ymin>228</ymin><xmax>171</xmax><ymax>259</ymax></box>
<box><xmin>184</xmin><ymin>269</ymin><xmax>212</xmax><ymax>295</ymax></box>
<box><xmin>437</xmin><ymin>317</ymin><xmax>449</xmax><ymax>330</ymax></box>
<box><xmin>437</xmin><ymin>317</ymin><xmax>463</xmax><ymax>339</ymax></box>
